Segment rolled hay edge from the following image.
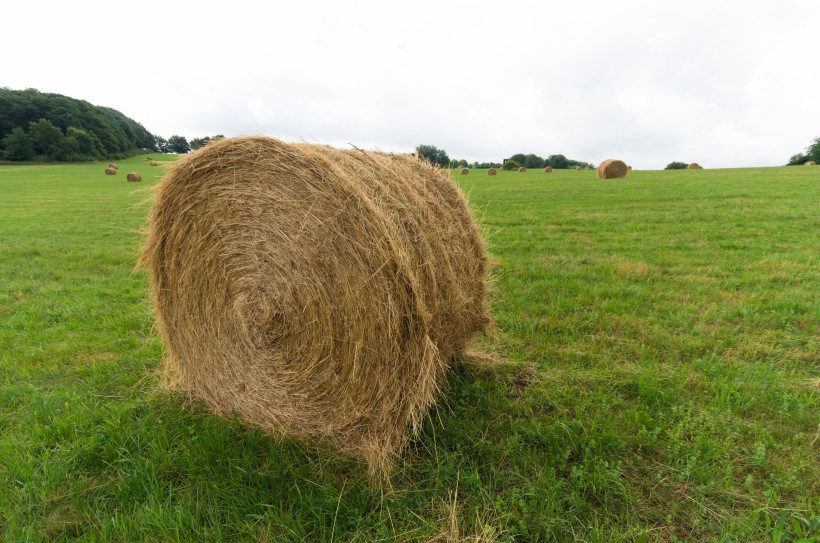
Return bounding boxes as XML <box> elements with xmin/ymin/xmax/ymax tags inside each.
<box><xmin>139</xmin><ymin>136</ymin><xmax>491</xmax><ymax>475</ymax></box>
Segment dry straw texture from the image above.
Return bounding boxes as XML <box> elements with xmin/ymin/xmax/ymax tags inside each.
<box><xmin>518</xmin><ymin>167</ymin><xmax>526</xmax><ymax>173</ymax></box>
<box><xmin>487</xmin><ymin>168</ymin><xmax>497</xmax><ymax>176</ymax></box>
<box><xmin>104</xmin><ymin>167</ymin><xmax>117</xmax><ymax>175</ymax></box>
<box><xmin>460</xmin><ymin>167</ymin><xmax>469</xmax><ymax>175</ymax></box>
<box><xmin>596</xmin><ymin>159</ymin><xmax>629</xmax><ymax>179</ymax></box>
<box><xmin>126</xmin><ymin>172</ymin><xmax>142</xmax><ymax>182</ymax></box>
<box><xmin>805</xmin><ymin>161</ymin><xmax>816</xmax><ymax>166</ymax></box>
<box><xmin>139</xmin><ymin>136</ymin><xmax>490</xmax><ymax>475</ymax></box>
<box><xmin>543</xmin><ymin>166</ymin><xmax>553</xmax><ymax>173</ymax></box>
<box><xmin>687</xmin><ymin>163</ymin><xmax>703</xmax><ymax>169</ymax></box>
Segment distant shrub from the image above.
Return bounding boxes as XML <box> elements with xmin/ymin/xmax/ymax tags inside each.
<box><xmin>502</xmin><ymin>159</ymin><xmax>520</xmax><ymax>171</ymax></box>
<box><xmin>665</xmin><ymin>162</ymin><xmax>688</xmax><ymax>170</ymax></box>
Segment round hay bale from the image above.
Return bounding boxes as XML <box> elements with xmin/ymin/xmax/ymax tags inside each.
<box><xmin>150</xmin><ymin>161</ymin><xmax>159</xmax><ymax>167</ymax></box>
<box><xmin>460</xmin><ymin>167</ymin><xmax>469</xmax><ymax>175</ymax></box>
<box><xmin>109</xmin><ymin>163</ymin><xmax>118</xmax><ymax>170</ymax></box>
<box><xmin>543</xmin><ymin>166</ymin><xmax>553</xmax><ymax>173</ymax></box>
<box><xmin>126</xmin><ymin>172</ymin><xmax>142</xmax><ymax>182</ymax></box>
<box><xmin>575</xmin><ymin>165</ymin><xmax>584</xmax><ymax>171</ymax></box>
<box><xmin>147</xmin><ymin>156</ymin><xmax>154</xmax><ymax>161</ymax></box>
<box><xmin>104</xmin><ymin>167</ymin><xmax>117</xmax><ymax>175</ymax></box>
<box><xmin>804</xmin><ymin>161</ymin><xmax>816</xmax><ymax>166</ymax></box>
<box><xmin>627</xmin><ymin>165</ymin><xmax>633</xmax><ymax>171</ymax></box>
<box><xmin>487</xmin><ymin>168</ymin><xmax>497</xmax><ymax>176</ymax></box>
<box><xmin>687</xmin><ymin>163</ymin><xmax>703</xmax><ymax>169</ymax></box>
<box><xmin>139</xmin><ymin>136</ymin><xmax>490</xmax><ymax>474</ymax></box>
<box><xmin>518</xmin><ymin>166</ymin><xmax>526</xmax><ymax>173</ymax></box>
<box><xmin>596</xmin><ymin>159</ymin><xmax>628</xmax><ymax>179</ymax></box>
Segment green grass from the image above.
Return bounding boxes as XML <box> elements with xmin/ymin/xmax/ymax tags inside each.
<box><xmin>1</xmin><ymin>160</ymin><xmax>817</xmax><ymax>542</ymax></box>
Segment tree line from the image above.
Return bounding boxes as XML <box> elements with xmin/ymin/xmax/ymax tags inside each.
<box><xmin>416</xmin><ymin>145</ymin><xmax>594</xmax><ymax>170</ymax></box>
<box><xmin>0</xmin><ymin>88</ymin><xmax>156</xmax><ymax>161</ymax></box>
<box><xmin>787</xmin><ymin>136</ymin><xmax>820</xmax><ymax>165</ymax></box>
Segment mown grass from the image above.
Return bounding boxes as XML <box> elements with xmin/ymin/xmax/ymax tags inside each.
<box><xmin>0</xmin><ymin>160</ymin><xmax>817</xmax><ymax>542</ymax></box>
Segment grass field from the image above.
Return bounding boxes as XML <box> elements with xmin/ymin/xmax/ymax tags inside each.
<box><xmin>0</xmin><ymin>158</ymin><xmax>817</xmax><ymax>542</ymax></box>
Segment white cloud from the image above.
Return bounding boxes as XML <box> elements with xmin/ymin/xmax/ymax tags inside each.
<box><xmin>3</xmin><ymin>0</ymin><xmax>819</xmax><ymax>168</ymax></box>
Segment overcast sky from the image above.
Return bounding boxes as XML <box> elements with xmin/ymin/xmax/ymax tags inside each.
<box><xmin>4</xmin><ymin>0</ymin><xmax>819</xmax><ymax>169</ymax></box>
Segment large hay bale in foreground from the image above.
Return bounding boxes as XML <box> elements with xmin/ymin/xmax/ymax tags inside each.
<box><xmin>460</xmin><ymin>167</ymin><xmax>469</xmax><ymax>175</ymax></box>
<box><xmin>487</xmin><ymin>168</ymin><xmax>497</xmax><ymax>176</ymax></box>
<box><xmin>139</xmin><ymin>136</ymin><xmax>490</xmax><ymax>474</ymax></box>
<box><xmin>104</xmin><ymin>167</ymin><xmax>117</xmax><ymax>175</ymax></box>
<box><xmin>596</xmin><ymin>159</ymin><xmax>628</xmax><ymax>179</ymax></box>
<box><xmin>126</xmin><ymin>172</ymin><xmax>142</xmax><ymax>182</ymax></box>
<box><xmin>543</xmin><ymin>166</ymin><xmax>553</xmax><ymax>173</ymax></box>
<box><xmin>518</xmin><ymin>166</ymin><xmax>526</xmax><ymax>173</ymax></box>
<box><xmin>687</xmin><ymin>163</ymin><xmax>703</xmax><ymax>169</ymax></box>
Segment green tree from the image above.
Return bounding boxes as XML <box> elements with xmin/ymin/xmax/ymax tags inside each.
<box><xmin>545</xmin><ymin>154</ymin><xmax>569</xmax><ymax>169</ymax></box>
<box><xmin>28</xmin><ymin>118</ymin><xmax>63</xmax><ymax>157</ymax></box>
<box><xmin>665</xmin><ymin>161</ymin><xmax>688</xmax><ymax>170</ymax></box>
<box><xmin>154</xmin><ymin>135</ymin><xmax>169</xmax><ymax>153</ymax></box>
<box><xmin>0</xmin><ymin>89</ymin><xmax>156</xmax><ymax>159</ymax></box>
<box><xmin>501</xmin><ymin>159</ymin><xmax>520</xmax><ymax>171</ymax></box>
<box><xmin>2</xmin><ymin>127</ymin><xmax>35</xmax><ymax>161</ymax></box>
<box><xmin>807</xmin><ymin>137</ymin><xmax>820</xmax><ymax>163</ymax></box>
<box><xmin>416</xmin><ymin>144</ymin><xmax>450</xmax><ymax>168</ymax></box>
<box><xmin>190</xmin><ymin>137</ymin><xmax>207</xmax><ymax>150</ymax></box>
<box><xmin>523</xmin><ymin>153</ymin><xmax>545</xmax><ymax>169</ymax></box>
<box><xmin>509</xmin><ymin>153</ymin><xmax>526</xmax><ymax>165</ymax></box>
<box><xmin>67</xmin><ymin>126</ymin><xmax>102</xmax><ymax>159</ymax></box>
<box><xmin>168</xmin><ymin>135</ymin><xmax>191</xmax><ymax>154</ymax></box>
<box><xmin>50</xmin><ymin>135</ymin><xmax>82</xmax><ymax>161</ymax></box>
<box><xmin>786</xmin><ymin>153</ymin><xmax>808</xmax><ymax>166</ymax></box>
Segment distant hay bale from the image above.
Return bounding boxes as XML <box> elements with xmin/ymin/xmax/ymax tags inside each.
<box><xmin>488</xmin><ymin>168</ymin><xmax>497</xmax><ymax>176</ymax></box>
<box><xmin>596</xmin><ymin>159</ymin><xmax>629</xmax><ymax>179</ymax></box>
<box><xmin>108</xmin><ymin>163</ymin><xmax>118</xmax><ymax>170</ymax></box>
<box><xmin>805</xmin><ymin>161</ymin><xmax>816</xmax><ymax>166</ymax></box>
<box><xmin>150</xmin><ymin>161</ymin><xmax>159</xmax><ymax>167</ymax></box>
<box><xmin>138</xmin><ymin>136</ymin><xmax>490</xmax><ymax>474</ymax></box>
<box><xmin>460</xmin><ymin>167</ymin><xmax>469</xmax><ymax>175</ymax></box>
<box><xmin>126</xmin><ymin>172</ymin><xmax>142</xmax><ymax>182</ymax></box>
<box><xmin>147</xmin><ymin>157</ymin><xmax>154</xmax><ymax>161</ymax></box>
<box><xmin>104</xmin><ymin>167</ymin><xmax>117</xmax><ymax>175</ymax></box>
<box><xmin>627</xmin><ymin>166</ymin><xmax>633</xmax><ymax>171</ymax></box>
<box><xmin>687</xmin><ymin>163</ymin><xmax>703</xmax><ymax>169</ymax></box>
<box><xmin>518</xmin><ymin>166</ymin><xmax>526</xmax><ymax>173</ymax></box>
<box><xmin>543</xmin><ymin>166</ymin><xmax>553</xmax><ymax>173</ymax></box>
<box><xmin>575</xmin><ymin>166</ymin><xmax>584</xmax><ymax>170</ymax></box>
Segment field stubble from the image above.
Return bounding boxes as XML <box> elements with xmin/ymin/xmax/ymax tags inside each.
<box><xmin>0</xmin><ymin>160</ymin><xmax>816</xmax><ymax>542</ymax></box>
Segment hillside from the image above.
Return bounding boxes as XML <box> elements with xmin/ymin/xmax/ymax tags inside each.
<box><xmin>0</xmin><ymin>88</ymin><xmax>155</xmax><ymax>161</ymax></box>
